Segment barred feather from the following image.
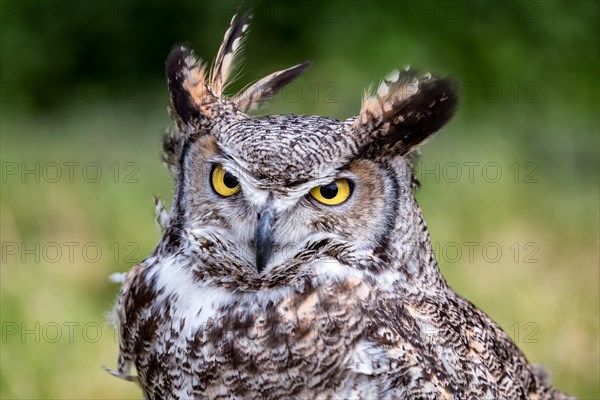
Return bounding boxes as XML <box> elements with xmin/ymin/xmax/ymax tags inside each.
<box><xmin>233</xmin><ymin>61</ymin><xmax>311</xmax><ymax>112</ymax></box>
<box><xmin>354</xmin><ymin>67</ymin><xmax>459</xmax><ymax>155</ymax></box>
<box><xmin>165</xmin><ymin>45</ymin><xmax>210</xmax><ymax>130</ymax></box>
<box><xmin>210</xmin><ymin>10</ymin><xmax>253</xmax><ymax>95</ymax></box>
<box><xmin>154</xmin><ymin>197</ymin><xmax>169</xmax><ymax>231</ymax></box>
<box><xmin>358</xmin><ymin>68</ymin><xmax>420</xmax><ymax>127</ymax></box>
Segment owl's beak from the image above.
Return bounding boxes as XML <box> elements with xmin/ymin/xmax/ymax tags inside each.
<box><xmin>255</xmin><ymin>206</ymin><xmax>274</xmax><ymax>274</ymax></box>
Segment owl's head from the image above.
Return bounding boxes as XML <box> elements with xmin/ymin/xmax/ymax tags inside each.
<box><xmin>161</xmin><ymin>12</ymin><xmax>458</xmax><ymax>277</ymax></box>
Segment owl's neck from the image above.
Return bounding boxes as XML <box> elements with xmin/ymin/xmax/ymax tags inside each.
<box><xmin>381</xmin><ymin>197</ymin><xmax>449</xmax><ymax>295</ymax></box>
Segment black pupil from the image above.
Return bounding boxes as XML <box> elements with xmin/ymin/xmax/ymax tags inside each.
<box><xmin>320</xmin><ymin>182</ymin><xmax>338</xmax><ymax>199</ymax></box>
<box><xmin>223</xmin><ymin>172</ymin><xmax>239</xmax><ymax>188</ymax></box>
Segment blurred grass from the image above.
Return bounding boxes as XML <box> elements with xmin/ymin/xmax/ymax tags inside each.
<box><xmin>1</xmin><ymin>0</ymin><xmax>598</xmax><ymax>399</ymax></box>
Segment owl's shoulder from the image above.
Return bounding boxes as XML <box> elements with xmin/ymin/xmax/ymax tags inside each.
<box><xmin>356</xmin><ymin>287</ymin><xmax>559</xmax><ymax>398</ymax></box>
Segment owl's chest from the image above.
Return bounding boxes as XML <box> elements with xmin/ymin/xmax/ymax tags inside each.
<box><xmin>133</xmin><ymin>267</ymin><xmax>374</xmax><ymax>396</ymax></box>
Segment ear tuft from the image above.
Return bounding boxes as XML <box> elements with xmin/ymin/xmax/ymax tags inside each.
<box><xmin>165</xmin><ymin>45</ymin><xmax>211</xmax><ymax>129</ymax></box>
<box><xmin>165</xmin><ymin>10</ymin><xmax>313</xmax><ymax>132</ymax></box>
<box><xmin>354</xmin><ymin>68</ymin><xmax>459</xmax><ymax>156</ymax></box>
<box><xmin>233</xmin><ymin>61</ymin><xmax>311</xmax><ymax>112</ymax></box>
<box><xmin>210</xmin><ymin>10</ymin><xmax>253</xmax><ymax>95</ymax></box>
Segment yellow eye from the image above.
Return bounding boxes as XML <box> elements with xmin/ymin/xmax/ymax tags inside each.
<box><xmin>310</xmin><ymin>179</ymin><xmax>352</xmax><ymax>205</ymax></box>
<box><xmin>211</xmin><ymin>165</ymin><xmax>241</xmax><ymax>197</ymax></box>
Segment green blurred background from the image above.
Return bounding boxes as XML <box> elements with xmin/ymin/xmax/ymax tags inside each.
<box><xmin>1</xmin><ymin>0</ymin><xmax>598</xmax><ymax>398</ymax></box>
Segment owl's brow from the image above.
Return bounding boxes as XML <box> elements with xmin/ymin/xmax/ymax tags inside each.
<box><xmin>215</xmin><ymin>157</ymin><xmax>258</xmax><ymax>183</ymax></box>
<box><xmin>281</xmin><ymin>177</ymin><xmax>312</xmax><ymax>189</ymax></box>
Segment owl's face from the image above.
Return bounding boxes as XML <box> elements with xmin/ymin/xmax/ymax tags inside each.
<box><xmin>162</xmin><ymin>21</ymin><xmax>457</xmax><ymax>278</ymax></box>
<box><xmin>177</xmin><ymin>114</ymin><xmax>411</xmax><ymax>273</ymax></box>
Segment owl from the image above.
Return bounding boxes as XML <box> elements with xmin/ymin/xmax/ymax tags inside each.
<box><xmin>106</xmin><ymin>11</ymin><xmax>575</xmax><ymax>400</ymax></box>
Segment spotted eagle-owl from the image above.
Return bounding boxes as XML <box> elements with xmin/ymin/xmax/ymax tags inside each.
<box><xmin>106</xmin><ymin>11</ymin><xmax>575</xmax><ymax>399</ymax></box>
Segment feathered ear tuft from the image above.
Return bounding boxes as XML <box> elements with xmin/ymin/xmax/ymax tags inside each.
<box><xmin>165</xmin><ymin>11</ymin><xmax>310</xmax><ymax>129</ymax></box>
<box><xmin>210</xmin><ymin>10</ymin><xmax>253</xmax><ymax>95</ymax></box>
<box><xmin>165</xmin><ymin>45</ymin><xmax>215</xmax><ymax>131</ymax></box>
<box><xmin>352</xmin><ymin>67</ymin><xmax>459</xmax><ymax>156</ymax></box>
<box><xmin>233</xmin><ymin>61</ymin><xmax>311</xmax><ymax>112</ymax></box>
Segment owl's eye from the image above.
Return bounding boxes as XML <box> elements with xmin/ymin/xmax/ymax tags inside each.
<box><xmin>211</xmin><ymin>165</ymin><xmax>241</xmax><ymax>197</ymax></box>
<box><xmin>310</xmin><ymin>179</ymin><xmax>352</xmax><ymax>205</ymax></box>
